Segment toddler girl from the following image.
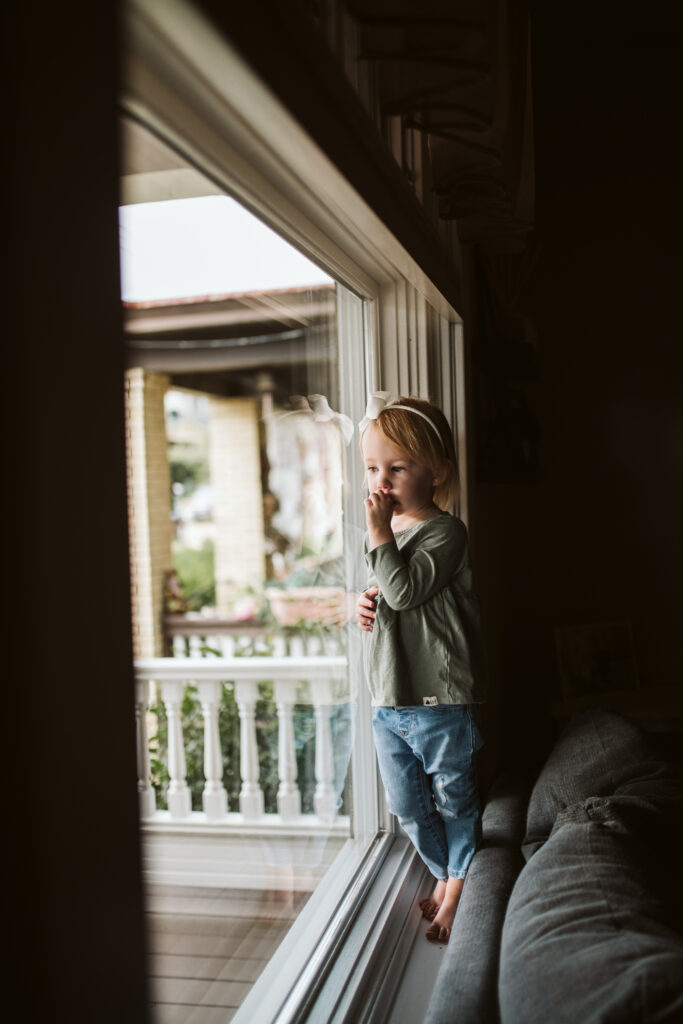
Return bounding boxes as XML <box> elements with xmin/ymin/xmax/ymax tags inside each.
<box><xmin>356</xmin><ymin>392</ymin><xmax>487</xmax><ymax>943</ymax></box>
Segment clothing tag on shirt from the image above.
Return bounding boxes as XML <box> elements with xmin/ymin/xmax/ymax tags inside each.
<box><xmin>423</xmin><ymin>696</ymin><xmax>438</xmax><ymax>706</ymax></box>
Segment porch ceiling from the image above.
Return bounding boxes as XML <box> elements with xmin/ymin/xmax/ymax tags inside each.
<box><xmin>119</xmin><ymin>118</ymin><xmax>336</xmax><ymax>398</ymax></box>
<box><xmin>123</xmin><ymin>284</ymin><xmax>336</xmax><ymax>397</ymax></box>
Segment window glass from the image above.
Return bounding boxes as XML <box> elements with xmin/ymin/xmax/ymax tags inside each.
<box><xmin>121</xmin><ymin>118</ymin><xmax>366</xmax><ymax>1022</ymax></box>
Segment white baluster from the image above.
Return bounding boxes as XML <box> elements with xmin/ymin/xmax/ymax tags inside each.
<box><xmin>221</xmin><ymin>636</ymin><xmax>235</xmax><ymax>657</ymax></box>
<box><xmin>160</xmin><ymin>680</ymin><xmax>192</xmax><ymax>818</ymax></box>
<box><xmin>274</xmin><ymin>680</ymin><xmax>301</xmax><ymax>821</ymax></box>
<box><xmin>308</xmin><ymin>633</ymin><xmax>323</xmax><ymax>656</ymax></box>
<box><xmin>172</xmin><ymin>635</ymin><xmax>186</xmax><ymax>658</ymax></box>
<box><xmin>197</xmin><ymin>680</ymin><xmax>228</xmax><ymax>820</ymax></box>
<box><xmin>326</xmin><ymin>631</ymin><xmax>344</xmax><ymax>656</ymax></box>
<box><xmin>254</xmin><ymin>636</ymin><xmax>270</xmax><ymax>655</ymax></box>
<box><xmin>271</xmin><ymin>634</ymin><xmax>287</xmax><ymax>658</ymax></box>
<box><xmin>310</xmin><ymin>680</ymin><xmax>338</xmax><ymax>822</ymax></box>
<box><xmin>135</xmin><ymin>679</ymin><xmax>156</xmax><ymax>818</ymax></box>
<box><xmin>189</xmin><ymin>635</ymin><xmax>202</xmax><ymax>657</ymax></box>
<box><xmin>289</xmin><ymin>634</ymin><xmax>305</xmax><ymax>658</ymax></box>
<box><xmin>234</xmin><ymin>680</ymin><xmax>265</xmax><ymax>820</ymax></box>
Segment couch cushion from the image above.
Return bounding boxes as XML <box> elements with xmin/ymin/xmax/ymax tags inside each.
<box><xmin>481</xmin><ymin>772</ymin><xmax>530</xmax><ymax>848</ymax></box>
<box><xmin>522</xmin><ymin>709</ymin><xmax>651</xmax><ymax>858</ymax></box>
<box><xmin>500</xmin><ymin>812</ymin><xmax>683</xmax><ymax>1024</ymax></box>
<box><xmin>426</xmin><ymin>845</ymin><xmax>523</xmax><ymax>1024</ymax></box>
<box><xmin>425</xmin><ymin>774</ymin><xmax>529</xmax><ymax>1024</ymax></box>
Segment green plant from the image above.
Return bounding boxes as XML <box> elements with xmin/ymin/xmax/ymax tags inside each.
<box><xmin>172</xmin><ymin>541</ymin><xmax>216</xmax><ymax>611</ymax></box>
<box><xmin>169</xmin><ymin>443</ymin><xmax>209</xmax><ymax>496</ymax></box>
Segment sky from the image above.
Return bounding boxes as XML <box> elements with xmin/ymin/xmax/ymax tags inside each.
<box><xmin>119</xmin><ymin>194</ymin><xmax>332</xmax><ymax>302</ymax></box>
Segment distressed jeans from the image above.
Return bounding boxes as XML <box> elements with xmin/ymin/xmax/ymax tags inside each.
<box><xmin>372</xmin><ymin>704</ymin><xmax>484</xmax><ymax>880</ymax></box>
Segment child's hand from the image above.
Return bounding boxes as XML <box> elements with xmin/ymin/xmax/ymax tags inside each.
<box><xmin>364</xmin><ymin>489</ymin><xmax>394</xmax><ymax>530</ymax></box>
<box><xmin>356</xmin><ymin>586</ymin><xmax>379</xmax><ymax>632</ymax></box>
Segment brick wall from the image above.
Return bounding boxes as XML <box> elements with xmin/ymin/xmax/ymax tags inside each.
<box><xmin>125</xmin><ymin>368</ymin><xmax>173</xmax><ymax>657</ymax></box>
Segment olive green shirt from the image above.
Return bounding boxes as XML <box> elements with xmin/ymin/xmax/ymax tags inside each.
<box><xmin>363</xmin><ymin>511</ymin><xmax>487</xmax><ymax>707</ymax></box>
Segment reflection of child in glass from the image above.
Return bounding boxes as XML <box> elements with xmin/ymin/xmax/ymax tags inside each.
<box><xmin>356</xmin><ymin>394</ymin><xmax>487</xmax><ymax>943</ymax></box>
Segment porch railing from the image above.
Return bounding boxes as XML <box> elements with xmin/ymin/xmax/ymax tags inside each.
<box><xmin>134</xmin><ymin>654</ymin><xmax>350</xmax><ymax>832</ymax></box>
<box><xmin>163</xmin><ymin>613</ymin><xmax>347</xmax><ymax>658</ymax></box>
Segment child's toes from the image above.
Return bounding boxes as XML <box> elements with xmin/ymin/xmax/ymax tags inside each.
<box><xmin>419</xmin><ymin>898</ymin><xmax>438</xmax><ymax>920</ymax></box>
<box><xmin>426</xmin><ymin>922</ymin><xmax>450</xmax><ymax>943</ymax></box>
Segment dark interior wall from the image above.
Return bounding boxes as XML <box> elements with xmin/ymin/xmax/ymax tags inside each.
<box><xmin>474</xmin><ymin>1</ymin><xmax>683</xmax><ymax>770</ymax></box>
<box><xmin>6</xmin><ymin>2</ymin><xmax>149</xmax><ymax>1020</ymax></box>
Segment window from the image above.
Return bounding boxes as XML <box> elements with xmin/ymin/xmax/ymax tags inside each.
<box><xmin>121</xmin><ymin>122</ymin><xmax>380</xmax><ymax>1019</ymax></box>
<box><xmin>122</xmin><ymin>2</ymin><xmax>465</xmax><ymax>1021</ymax></box>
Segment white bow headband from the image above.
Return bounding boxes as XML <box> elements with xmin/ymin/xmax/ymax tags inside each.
<box><xmin>359</xmin><ymin>391</ymin><xmax>444</xmax><ymax>450</ymax></box>
<box><xmin>279</xmin><ymin>394</ymin><xmax>354</xmax><ymax>445</ymax></box>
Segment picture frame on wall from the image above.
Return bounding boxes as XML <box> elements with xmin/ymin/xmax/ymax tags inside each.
<box><xmin>554</xmin><ymin>620</ymin><xmax>639</xmax><ymax>700</ymax></box>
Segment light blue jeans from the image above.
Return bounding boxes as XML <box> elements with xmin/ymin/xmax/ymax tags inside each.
<box><xmin>372</xmin><ymin>704</ymin><xmax>484</xmax><ymax>880</ymax></box>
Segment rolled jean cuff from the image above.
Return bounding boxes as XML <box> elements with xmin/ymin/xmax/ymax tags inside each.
<box><xmin>448</xmin><ymin>868</ymin><xmax>468</xmax><ymax>880</ymax></box>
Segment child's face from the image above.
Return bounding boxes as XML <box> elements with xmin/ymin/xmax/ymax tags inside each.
<box><xmin>362</xmin><ymin>423</ymin><xmax>435</xmax><ymax>518</ymax></box>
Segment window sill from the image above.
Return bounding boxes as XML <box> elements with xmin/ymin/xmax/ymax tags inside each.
<box><xmin>232</xmin><ymin>831</ymin><xmax>430</xmax><ymax>1024</ymax></box>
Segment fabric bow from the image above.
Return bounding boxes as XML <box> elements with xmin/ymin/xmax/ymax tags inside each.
<box><xmin>358</xmin><ymin>390</ymin><xmax>444</xmax><ymax>448</ymax></box>
<box><xmin>358</xmin><ymin>390</ymin><xmax>394</xmax><ymax>436</ymax></box>
<box><xmin>284</xmin><ymin>394</ymin><xmax>354</xmax><ymax>445</ymax></box>
<box><xmin>308</xmin><ymin>394</ymin><xmax>354</xmax><ymax>445</ymax></box>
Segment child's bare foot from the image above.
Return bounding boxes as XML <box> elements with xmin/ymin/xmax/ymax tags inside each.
<box><xmin>419</xmin><ymin>879</ymin><xmax>446</xmax><ymax>921</ymax></box>
<box><xmin>425</xmin><ymin>877</ymin><xmax>464</xmax><ymax>943</ymax></box>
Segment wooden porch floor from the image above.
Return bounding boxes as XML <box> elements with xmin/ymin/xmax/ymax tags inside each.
<box><xmin>145</xmin><ymin>879</ymin><xmax>445</xmax><ymax>1023</ymax></box>
<box><xmin>145</xmin><ymin>884</ymin><xmax>310</xmax><ymax>1023</ymax></box>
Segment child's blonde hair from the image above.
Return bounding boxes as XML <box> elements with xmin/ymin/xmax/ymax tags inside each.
<box><xmin>367</xmin><ymin>396</ymin><xmax>459</xmax><ymax>510</ymax></box>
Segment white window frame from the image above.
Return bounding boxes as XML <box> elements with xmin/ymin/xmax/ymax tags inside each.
<box><xmin>122</xmin><ymin>1</ymin><xmax>468</xmax><ymax>1019</ymax></box>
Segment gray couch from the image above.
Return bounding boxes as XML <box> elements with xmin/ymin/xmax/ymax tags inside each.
<box><xmin>425</xmin><ymin>709</ymin><xmax>683</xmax><ymax>1024</ymax></box>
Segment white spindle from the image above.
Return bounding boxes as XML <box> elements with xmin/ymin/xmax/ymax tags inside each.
<box><xmin>188</xmin><ymin>635</ymin><xmax>202</xmax><ymax>657</ymax></box>
<box><xmin>234</xmin><ymin>680</ymin><xmax>265</xmax><ymax>819</ymax></box>
<box><xmin>289</xmin><ymin>634</ymin><xmax>305</xmax><ymax>658</ymax></box>
<box><xmin>160</xmin><ymin>680</ymin><xmax>192</xmax><ymax>818</ymax></box>
<box><xmin>135</xmin><ymin>680</ymin><xmax>156</xmax><ymax>818</ymax></box>
<box><xmin>171</xmin><ymin>635</ymin><xmax>186</xmax><ymax>658</ymax></box>
<box><xmin>274</xmin><ymin>680</ymin><xmax>301</xmax><ymax>821</ymax></box>
<box><xmin>329</xmin><ymin>632</ymin><xmax>345</xmax><ymax>656</ymax></box>
<box><xmin>310</xmin><ymin>680</ymin><xmax>338</xmax><ymax>822</ymax></box>
<box><xmin>307</xmin><ymin>634</ymin><xmax>323</xmax><ymax>656</ymax></box>
<box><xmin>271</xmin><ymin>634</ymin><xmax>287</xmax><ymax>658</ymax></box>
<box><xmin>221</xmin><ymin>636</ymin><xmax>236</xmax><ymax>657</ymax></box>
<box><xmin>197</xmin><ymin>680</ymin><xmax>228</xmax><ymax>820</ymax></box>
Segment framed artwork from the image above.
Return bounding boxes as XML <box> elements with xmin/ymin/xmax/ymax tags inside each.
<box><xmin>555</xmin><ymin>621</ymin><xmax>639</xmax><ymax>699</ymax></box>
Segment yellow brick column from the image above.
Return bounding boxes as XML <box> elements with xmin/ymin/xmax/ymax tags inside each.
<box><xmin>125</xmin><ymin>368</ymin><xmax>173</xmax><ymax>657</ymax></box>
<box><xmin>208</xmin><ymin>397</ymin><xmax>265</xmax><ymax>614</ymax></box>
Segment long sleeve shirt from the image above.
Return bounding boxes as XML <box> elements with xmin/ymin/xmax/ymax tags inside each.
<box><xmin>362</xmin><ymin>511</ymin><xmax>487</xmax><ymax>707</ymax></box>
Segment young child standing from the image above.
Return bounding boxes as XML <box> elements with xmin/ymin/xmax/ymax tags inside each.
<box><xmin>356</xmin><ymin>392</ymin><xmax>487</xmax><ymax>943</ymax></box>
